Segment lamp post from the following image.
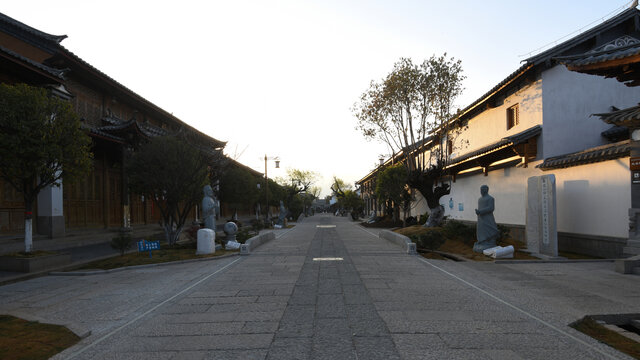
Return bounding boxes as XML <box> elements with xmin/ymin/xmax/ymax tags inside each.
<box><xmin>264</xmin><ymin>155</ymin><xmax>280</xmax><ymax>223</ymax></box>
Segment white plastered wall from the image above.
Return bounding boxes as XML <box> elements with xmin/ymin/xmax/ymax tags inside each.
<box><xmin>432</xmin><ymin>158</ymin><xmax>629</xmax><ymax>239</ymax></box>
<box><xmin>541</xmin><ymin>65</ymin><xmax>640</xmax><ymax>158</ymax></box>
<box><xmin>451</xmin><ymin>79</ymin><xmax>542</xmax><ymax>158</ymax></box>
<box><xmin>409</xmin><ymin>66</ymin><xmax>631</xmax><ymax>239</ymax></box>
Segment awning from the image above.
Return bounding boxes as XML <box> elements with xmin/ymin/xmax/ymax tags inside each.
<box><xmin>446</xmin><ymin>125</ymin><xmax>541</xmax><ymax>175</ymax></box>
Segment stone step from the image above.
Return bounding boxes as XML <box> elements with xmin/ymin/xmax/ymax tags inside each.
<box><xmin>615</xmin><ymin>254</ymin><xmax>640</xmax><ymax>274</ymax></box>
<box><xmin>624</xmin><ymin>245</ymin><xmax>640</xmax><ymax>255</ymax></box>
<box><xmin>627</xmin><ymin>240</ymin><xmax>640</xmax><ymax>247</ymax></box>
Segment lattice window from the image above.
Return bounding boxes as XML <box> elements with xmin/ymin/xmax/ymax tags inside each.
<box><xmin>507</xmin><ymin>104</ymin><xmax>519</xmax><ymax>130</ymax></box>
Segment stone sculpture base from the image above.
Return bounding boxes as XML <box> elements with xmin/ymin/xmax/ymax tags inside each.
<box><xmin>196</xmin><ymin>229</ymin><xmax>215</xmax><ymax>255</ymax></box>
<box><xmin>473</xmin><ymin>239</ymin><xmax>497</xmax><ymax>253</ymax></box>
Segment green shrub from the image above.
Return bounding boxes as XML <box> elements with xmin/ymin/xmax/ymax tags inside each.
<box><xmin>110</xmin><ymin>235</ymin><xmax>132</xmax><ymax>256</ymax></box>
<box><xmin>418</xmin><ymin>212</ymin><xmax>429</xmax><ymax>225</ymax></box>
<box><xmin>251</xmin><ymin>219</ymin><xmax>265</xmax><ymax>232</ymax></box>
<box><xmin>441</xmin><ymin>219</ymin><xmax>476</xmax><ymax>245</ymax></box>
<box><xmin>235</xmin><ymin>228</ymin><xmax>256</xmax><ymax>244</ymax></box>
<box><xmin>411</xmin><ymin>228</ymin><xmax>445</xmax><ymax>250</ymax></box>
<box><xmin>497</xmin><ymin>224</ymin><xmax>511</xmax><ymax>242</ymax></box>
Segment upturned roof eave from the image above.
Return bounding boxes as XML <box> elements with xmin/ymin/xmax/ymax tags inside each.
<box><xmin>52</xmin><ymin>45</ymin><xmax>227</xmax><ymax>149</ymax></box>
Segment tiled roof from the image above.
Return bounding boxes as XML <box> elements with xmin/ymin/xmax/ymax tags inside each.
<box><xmin>455</xmin><ymin>64</ymin><xmax>532</xmax><ymax>122</ymax></box>
<box><xmin>593</xmin><ymin>103</ymin><xmax>640</xmax><ymax>127</ymax></box>
<box><xmin>526</xmin><ymin>8</ymin><xmax>639</xmax><ymax>65</ymax></box>
<box><xmin>0</xmin><ymin>44</ymin><xmax>65</xmax><ymax>80</ymax></box>
<box><xmin>537</xmin><ymin>140</ymin><xmax>630</xmax><ymax>170</ymax></box>
<box><xmin>0</xmin><ymin>12</ymin><xmax>66</xmax><ymax>44</ymax></box>
<box><xmin>447</xmin><ymin>125</ymin><xmax>541</xmax><ymax>166</ymax></box>
<box><xmin>56</xmin><ymin>45</ymin><xmax>226</xmax><ymax>148</ymax></box>
<box><xmin>95</xmin><ymin>119</ymin><xmax>168</xmax><ymax>139</ymax></box>
<box><xmin>601</xmin><ymin>125</ymin><xmax>629</xmax><ymax>141</ymax></box>
<box><xmin>87</xmin><ymin>128</ymin><xmax>125</xmax><ymax>143</ymax></box>
<box><xmin>455</xmin><ymin>8</ymin><xmax>640</xmax><ymax>123</ymax></box>
<box><xmin>554</xmin><ymin>41</ymin><xmax>640</xmax><ymax>68</ymax></box>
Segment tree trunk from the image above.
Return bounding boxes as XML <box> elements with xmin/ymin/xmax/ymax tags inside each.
<box><xmin>392</xmin><ymin>204</ymin><xmax>398</xmax><ymax>224</ymax></box>
<box><xmin>24</xmin><ymin>198</ymin><xmax>34</xmax><ymax>253</ymax></box>
<box><xmin>408</xmin><ymin>168</ymin><xmax>450</xmax><ymax>227</ymax></box>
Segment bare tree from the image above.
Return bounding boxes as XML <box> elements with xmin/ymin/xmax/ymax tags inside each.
<box><xmin>354</xmin><ymin>54</ymin><xmax>465</xmax><ymax>226</ymax></box>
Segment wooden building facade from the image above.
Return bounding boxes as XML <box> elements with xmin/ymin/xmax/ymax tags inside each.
<box><xmin>0</xmin><ymin>12</ymin><xmax>225</xmax><ymax>236</ymax></box>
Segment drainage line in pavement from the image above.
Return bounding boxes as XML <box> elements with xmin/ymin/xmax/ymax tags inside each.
<box><xmin>416</xmin><ymin>257</ymin><xmax>622</xmax><ymax>360</ymax></box>
<box><xmin>63</xmin><ymin>257</ymin><xmax>243</xmax><ymax>360</ymax></box>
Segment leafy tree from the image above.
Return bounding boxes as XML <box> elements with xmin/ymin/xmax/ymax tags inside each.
<box><xmin>220</xmin><ymin>166</ymin><xmax>260</xmax><ymax>211</ymax></box>
<box><xmin>127</xmin><ymin>135</ymin><xmax>211</xmax><ymax>246</ymax></box>
<box><xmin>0</xmin><ymin>83</ymin><xmax>92</xmax><ymax>252</ymax></box>
<box><xmin>277</xmin><ymin>169</ymin><xmax>318</xmax><ymax>203</ymax></box>
<box><xmin>354</xmin><ymin>55</ymin><xmax>465</xmax><ymax>226</ymax></box>
<box><xmin>375</xmin><ymin>163</ymin><xmax>410</xmax><ymax>223</ymax></box>
<box><xmin>330</xmin><ymin>177</ymin><xmax>363</xmax><ymax>218</ymax></box>
<box><xmin>276</xmin><ymin>168</ymin><xmax>318</xmax><ymax>217</ymax></box>
<box><xmin>330</xmin><ymin>176</ymin><xmax>352</xmax><ymax>198</ymax></box>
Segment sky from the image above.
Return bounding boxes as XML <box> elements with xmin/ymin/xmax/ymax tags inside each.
<box><xmin>2</xmin><ymin>0</ymin><xmax>636</xmax><ymax>196</ymax></box>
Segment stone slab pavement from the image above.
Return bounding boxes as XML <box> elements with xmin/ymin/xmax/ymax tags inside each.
<box><xmin>0</xmin><ymin>214</ymin><xmax>639</xmax><ymax>359</ymax></box>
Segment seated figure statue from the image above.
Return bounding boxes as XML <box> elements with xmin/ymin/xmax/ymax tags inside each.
<box><xmin>202</xmin><ymin>185</ymin><xmax>216</xmax><ymax>231</ymax></box>
<box><xmin>473</xmin><ymin>185</ymin><xmax>500</xmax><ymax>253</ymax></box>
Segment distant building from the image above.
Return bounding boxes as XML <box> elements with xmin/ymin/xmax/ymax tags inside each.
<box><xmin>358</xmin><ymin>7</ymin><xmax>640</xmax><ymax>258</ymax></box>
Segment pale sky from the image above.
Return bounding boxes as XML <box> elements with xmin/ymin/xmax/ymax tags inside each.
<box><xmin>2</xmin><ymin>0</ymin><xmax>634</xmax><ymax>196</ymax></box>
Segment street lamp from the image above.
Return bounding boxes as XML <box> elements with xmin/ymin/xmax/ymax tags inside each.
<box><xmin>264</xmin><ymin>155</ymin><xmax>280</xmax><ymax>223</ymax></box>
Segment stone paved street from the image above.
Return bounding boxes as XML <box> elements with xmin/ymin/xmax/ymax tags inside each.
<box><xmin>0</xmin><ymin>214</ymin><xmax>639</xmax><ymax>359</ymax></box>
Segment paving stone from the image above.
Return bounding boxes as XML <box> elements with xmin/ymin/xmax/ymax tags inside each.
<box><xmin>353</xmin><ymin>336</ymin><xmax>402</xmax><ymax>360</ymax></box>
<box><xmin>203</xmin><ymin>349</ymin><xmax>267</xmax><ymax>360</ymax></box>
<box><xmin>267</xmin><ymin>337</ymin><xmax>312</xmax><ymax>360</ymax></box>
<box><xmin>5</xmin><ymin>215</ymin><xmax>640</xmax><ymax>360</ymax></box>
<box><xmin>242</xmin><ymin>321</ymin><xmax>279</xmax><ymax>334</ymax></box>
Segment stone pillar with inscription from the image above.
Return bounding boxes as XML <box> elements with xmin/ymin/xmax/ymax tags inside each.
<box><xmin>626</xmin><ymin>140</ymin><xmax>640</xmax><ymax>255</ymax></box>
<box><xmin>526</xmin><ymin>174</ymin><xmax>558</xmax><ymax>257</ymax></box>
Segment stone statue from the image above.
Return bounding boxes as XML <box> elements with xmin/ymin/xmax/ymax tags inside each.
<box><xmin>473</xmin><ymin>185</ymin><xmax>500</xmax><ymax>253</ymax></box>
<box><xmin>277</xmin><ymin>200</ymin><xmax>287</xmax><ymax>226</ymax></box>
<box><xmin>202</xmin><ymin>185</ymin><xmax>216</xmax><ymax>231</ymax></box>
<box><xmin>223</xmin><ymin>221</ymin><xmax>240</xmax><ymax>250</ymax></box>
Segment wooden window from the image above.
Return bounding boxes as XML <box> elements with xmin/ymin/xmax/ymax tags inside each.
<box><xmin>447</xmin><ymin>139</ymin><xmax>454</xmax><ymax>156</ymax></box>
<box><xmin>507</xmin><ymin>104</ymin><xmax>519</xmax><ymax>130</ymax></box>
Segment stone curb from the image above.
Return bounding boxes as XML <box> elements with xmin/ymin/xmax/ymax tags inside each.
<box><xmin>5</xmin><ymin>310</ymin><xmax>92</xmax><ymax>339</ymax></box>
<box><xmin>614</xmin><ymin>254</ymin><xmax>640</xmax><ymax>274</ymax></box>
<box><xmin>379</xmin><ymin>230</ymin><xmax>417</xmax><ymax>255</ymax></box>
<box><xmin>49</xmin><ymin>253</ymin><xmax>240</xmax><ymax>276</ymax></box>
<box><xmin>240</xmin><ymin>232</ymin><xmax>276</xmax><ymax>255</ymax></box>
<box><xmin>495</xmin><ymin>259</ymin><xmax>615</xmax><ymax>264</ymax></box>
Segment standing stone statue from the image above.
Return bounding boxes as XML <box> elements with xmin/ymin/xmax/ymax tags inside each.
<box><xmin>202</xmin><ymin>185</ymin><xmax>216</xmax><ymax>230</ymax></box>
<box><xmin>473</xmin><ymin>185</ymin><xmax>500</xmax><ymax>253</ymax></box>
<box><xmin>197</xmin><ymin>185</ymin><xmax>217</xmax><ymax>255</ymax></box>
<box><xmin>277</xmin><ymin>200</ymin><xmax>287</xmax><ymax>226</ymax></box>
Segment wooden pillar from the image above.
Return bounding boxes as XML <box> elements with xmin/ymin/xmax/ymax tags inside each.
<box><xmin>102</xmin><ymin>151</ymin><xmax>109</xmax><ymax>229</ymax></box>
<box><xmin>121</xmin><ymin>144</ymin><xmax>131</xmax><ymax>228</ymax></box>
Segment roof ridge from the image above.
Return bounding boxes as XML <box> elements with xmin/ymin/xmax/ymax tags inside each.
<box><xmin>545</xmin><ymin>139</ymin><xmax>630</xmax><ymax>160</ymax></box>
<box><xmin>0</xmin><ymin>12</ymin><xmax>66</xmax><ymax>43</ymax></box>
<box><xmin>525</xmin><ymin>7</ymin><xmax>639</xmax><ymax>65</ymax></box>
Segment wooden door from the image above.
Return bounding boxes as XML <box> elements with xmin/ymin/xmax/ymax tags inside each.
<box><xmin>0</xmin><ymin>179</ymin><xmax>24</xmax><ymax>234</ymax></box>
